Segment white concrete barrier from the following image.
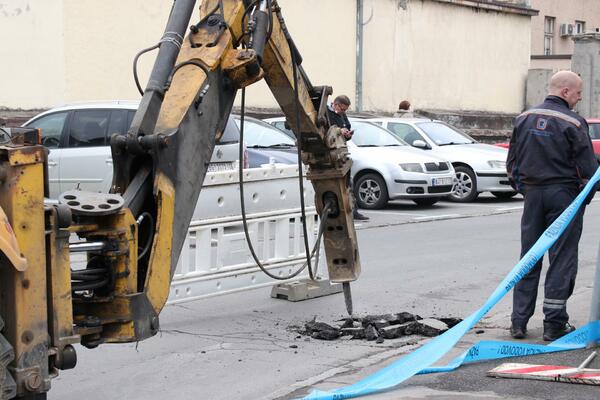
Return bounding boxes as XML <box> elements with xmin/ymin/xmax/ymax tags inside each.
<box><xmin>168</xmin><ymin>164</ymin><xmax>320</xmax><ymax>304</ymax></box>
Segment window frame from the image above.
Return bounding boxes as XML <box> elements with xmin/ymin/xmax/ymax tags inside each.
<box><xmin>387</xmin><ymin>122</ymin><xmax>424</xmax><ymax>145</ymax></box>
<box><xmin>66</xmin><ymin>108</ymin><xmax>118</xmax><ymax>148</ymax></box>
<box><xmin>544</xmin><ymin>16</ymin><xmax>555</xmax><ymax>56</ymax></box>
<box><xmin>24</xmin><ymin>110</ymin><xmax>72</xmax><ymax>149</ymax></box>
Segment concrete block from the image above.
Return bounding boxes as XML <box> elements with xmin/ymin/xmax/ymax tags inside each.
<box><xmin>311</xmin><ymin>330</ymin><xmax>340</xmax><ymax>340</ymax></box>
<box><xmin>341</xmin><ymin>327</ymin><xmax>365</xmax><ymax>339</ymax></box>
<box><xmin>305</xmin><ymin>320</ymin><xmax>337</xmax><ymax>335</ymax></box>
<box><xmin>271</xmin><ymin>278</ymin><xmax>342</xmax><ymax>302</ymax></box>
<box><xmin>415</xmin><ymin>318</ymin><xmax>448</xmax><ymax>337</ymax></box>
<box><xmin>573</xmin><ymin>33</ymin><xmax>600</xmax><ymax>118</ymax></box>
<box><xmin>365</xmin><ymin>325</ymin><xmax>379</xmax><ymax>341</ymax></box>
<box><xmin>379</xmin><ymin>325</ymin><xmax>405</xmax><ymax>339</ymax></box>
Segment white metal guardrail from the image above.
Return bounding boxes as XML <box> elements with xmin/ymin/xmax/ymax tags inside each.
<box><xmin>167</xmin><ymin>163</ymin><xmax>320</xmax><ymax>304</ymax></box>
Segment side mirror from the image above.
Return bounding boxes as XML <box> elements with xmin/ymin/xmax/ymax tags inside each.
<box><xmin>412</xmin><ymin>139</ymin><xmax>429</xmax><ymax>149</ymax></box>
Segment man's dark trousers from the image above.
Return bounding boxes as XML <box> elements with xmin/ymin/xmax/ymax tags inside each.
<box><xmin>512</xmin><ymin>184</ymin><xmax>584</xmax><ymax>329</ymax></box>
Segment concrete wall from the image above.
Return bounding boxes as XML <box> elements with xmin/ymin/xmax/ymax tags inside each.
<box><xmin>0</xmin><ymin>0</ymin><xmax>66</xmax><ymax>109</ymax></box>
<box><xmin>1</xmin><ymin>0</ymin><xmax>531</xmax><ymax>116</ymax></box>
<box><xmin>572</xmin><ymin>33</ymin><xmax>600</xmax><ymax>118</ymax></box>
<box><xmin>361</xmin><ymin>0</ymin><xmax>532</xmax><ymax>113</ymax></box>
<box><xmin>61</xmin><ymin>0</ymin><xmax>172</xmax><ymax>104</ymax></box>
<box><xmin>0</xmin><ymin>0</ymin><xmax>353</xmax><ymax>111</ymax></box>
<box><xmin>525</xmin><ymin>68</ymin><xmax>554</xmax><ymax>109</ymax></box>
<box><xmin>241</xmin><ymin>0</ymin><xmax>355</xmax><ymax>109</ymax></box>
<box><xmin>0</xmin><ymin>0</ymin><xmax>171</xmax><ymax>109</ymax></box>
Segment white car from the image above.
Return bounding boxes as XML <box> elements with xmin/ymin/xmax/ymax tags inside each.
<box><xmin>369</xmin><ymin>117</ymin><xmax>516</xmax><ymax>202</ymax></box>
<box><xmin>266</xmin><ymin>116</ymin><xmax>456</xmax><ymax>208</ymax></box>
<box><xmin>22</xmin><ymin>101</ymin><xmax>244</xmax><ymax>198</ymax></box>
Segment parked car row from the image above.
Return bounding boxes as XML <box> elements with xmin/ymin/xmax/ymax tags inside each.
<box><xmin>369</xmin><ymin>118</ymin><xmax>514</xmax><ymax>202</ymax></box>
<box><xmin>23</xmin><ymin>102</ymin><xmax>299</xmax><ymax>198</ymax></box>
<box><xmin>24</xmin><ymin>101</ymin><xmax>517</xmax><ymax>208</ymax></box>
<box><xmin>265</xmin><ymin>116</ymin><xmax>515</xmax><ymax>207</ymax></box>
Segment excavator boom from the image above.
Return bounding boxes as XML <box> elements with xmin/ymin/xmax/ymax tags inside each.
<box><xmin>0</xmin><ymin>1</ymin><xmax>360</xmax><ymax>398</ymax></box>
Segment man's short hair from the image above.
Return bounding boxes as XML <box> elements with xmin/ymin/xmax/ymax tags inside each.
<box><xmin>398</xmin><ymin>100</ymin><xmax>411</xmax><ymax>110</ymax></box>
<box><xmin>334</xmin><ymin>95</ymin><xmax>351</xmax><ymax>107</ymax></box>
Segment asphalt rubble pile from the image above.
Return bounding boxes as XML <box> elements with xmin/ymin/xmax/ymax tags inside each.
<box><xmin>297</xmin><ymin>312</ymin><xmax>462</xmax><ymax>344</ymax></box>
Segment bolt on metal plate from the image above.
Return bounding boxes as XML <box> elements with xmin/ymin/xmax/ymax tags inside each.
<box><xmin>59</xmin><ymin>190</ymin><xmax>124</xmax><ymax>216</ymax></box>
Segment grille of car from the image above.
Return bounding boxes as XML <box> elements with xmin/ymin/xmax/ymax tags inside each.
<box><xmin>428</xmin><ymin>185</ymin><xmax>454</xmax><ymax>194</ymax></box>
<box><xmin>425</xmin><ymin>162</ymin><xmax>450</xmax><ymax>172</ymax></box>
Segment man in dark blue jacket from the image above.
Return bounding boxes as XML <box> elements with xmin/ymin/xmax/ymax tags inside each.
<box><xmin>507</xmin><ymin>71</ymin><xmax>598</xmax><ymax>341</ymax></box>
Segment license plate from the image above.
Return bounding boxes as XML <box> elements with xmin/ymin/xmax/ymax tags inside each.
<box><xmin>432</xmin><ymin>177</ymin><xmax>452</xmax><ymax>186</ymax></box>
<box><xmin>208</xmin><ymin>162</ymin><xmax>237</xmax><ymax>172</ymax></box>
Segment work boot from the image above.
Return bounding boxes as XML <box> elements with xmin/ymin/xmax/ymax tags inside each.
<box><xmin>543</xmin><ymin>322</ymin><xmax>575</xmax><ymax>342</ymax></box>
<box><xmin>510</xmin><ymin>323</ymin><xmax>527</xmax><ymax>339</ymax></box>
<box><xmin>353</xmin><ymin>211</ymin><xmax>369</xmax><ymax>221</ymax></box>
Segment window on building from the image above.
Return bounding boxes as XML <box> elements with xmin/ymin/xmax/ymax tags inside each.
<box><xmin>575</xmin><ymin>20</ymin><xmax>585</xmax><ymax>34</ymax></box>
<box><xmin>544</xmin><ymin>16</ymin><xmax>555</xmax><ymax>55</ymax></box>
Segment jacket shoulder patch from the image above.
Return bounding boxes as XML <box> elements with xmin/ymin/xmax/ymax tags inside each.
<box><xmin>519</xmin><ymin>109</ymin><xmax>581</xmax><ymax>128</ymax></box>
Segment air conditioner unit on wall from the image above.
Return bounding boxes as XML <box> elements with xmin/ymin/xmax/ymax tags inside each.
<box><xmin>560</xmin><ymin>23</ymin><xmax>574</xmax><ymax>37</ymax></box>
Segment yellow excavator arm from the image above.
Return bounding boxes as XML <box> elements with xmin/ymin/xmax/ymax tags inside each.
<box><xmin>0</xmin><ymin>1</ymin><xmax>360</xmax><ymax>398</ymax></box>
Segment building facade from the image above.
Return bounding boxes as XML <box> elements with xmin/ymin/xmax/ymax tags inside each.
<box><xmin>529</xmin><ymin>0</ymin><xmax>600</xmax><ymax>70</ymax></box>
<box><xmin>1</xmin><ymin>0</ymin><xmax>534</xmax><ymax>121</ymax></box>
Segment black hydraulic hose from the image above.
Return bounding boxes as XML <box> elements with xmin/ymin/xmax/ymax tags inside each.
<box><xmin>243</xmin><ymin>0</ymin><xmax>273</xmax><ymax>52</ymax></box>
<box><xmin>71</xmin><ymin>278</ymin><xmax>110</xmax><ymax>292</ymax></box>
<box><xmin>168</xmin><ymin>60</ymin><xmax>210</xmax><ymax>83</ymax></box>
<box><xmin>137</xmin><ymin>212</ymin><xmax>155</xmax><ymax>260</ymax></box>
<box><xmin>289</xmin><ymin>31</ymin><xmax>316</xmax><ymax>279</ymax></box>
<box><xmin>145</xmin><ymin>0</ymin><xmax>195</xmax><ymax>94</ymax></box>
<box><xmin>266</xmin><ymin>0</ymin><xmax>274</xmax><ymax>41</ymax></box>
<box><xmin>165</xmin><ymin>60</ymin><xmax>211</xmax><ymax>106</ymax></box>
<box><xmin>71</xmin><ymin>266</ymin><xmax>109</xmax><ymax>292</ymax></box>
<box><xmin>238</xmin><ymin>88</ymin><xmax>331</xmax><ymax>280</ymax></box>
<box><xmin>133</xmin><ymin>44</ymin><xmax>160</xmax><ymax>96</ymax></box>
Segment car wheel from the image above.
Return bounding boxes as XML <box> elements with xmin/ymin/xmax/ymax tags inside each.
<box><xmin>413</xmin><ymin>197</ymin><xmax>440</xmax><ymax>206</ymax></box>
<box><xmin>355</xmin><ymin>173</ymin><xmax>389</xmax><ymax>209</ymax></box>
<box><xmin>448</xmin><ymin>166</ymin><xmax>478</xmax><ymax>202</ymax></box>
<box><xmin>491</xmin><ymin>191</ymin><xmax>518</xmax><ymax>199</ymax></box>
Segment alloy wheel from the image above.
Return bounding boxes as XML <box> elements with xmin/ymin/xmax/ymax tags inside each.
<box><xmin>358</xmin><ymin>179</ymin><xmax>381</xmax><ymax>206</ymax></box>
<box><xmin>453</xmin><ymin>171</ymin><xmax>473</xmax><ymax>199</ymax></box>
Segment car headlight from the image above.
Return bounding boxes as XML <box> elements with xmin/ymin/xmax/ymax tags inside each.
<box><xmin>399</xmin><ymin>163</ymin><xmax>423</xmax><ymax>173</ymax></box>
<box><xmin>487</xmin><ymin>160</ymin><xmax>506</xmax><ymax>169</ymax></box>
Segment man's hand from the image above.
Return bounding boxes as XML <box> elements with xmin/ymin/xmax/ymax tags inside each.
<box><xmin>341</xmin><ymin>128</ymin><xmax>353</xmax><ymax>140</ymax></box>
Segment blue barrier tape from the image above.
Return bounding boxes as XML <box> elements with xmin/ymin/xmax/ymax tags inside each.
<box><xmin>304</xmin><ymin>167</ymin><xmax>600</xmax><ymax>400</ymax></box>
<box><xmin>420</xmin><ymin>320</ymin><xmax>600</xmax><ymax>374</ymax></box>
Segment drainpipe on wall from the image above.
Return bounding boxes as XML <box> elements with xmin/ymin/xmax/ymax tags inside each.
<box><xmin>356</xmin><ymin>0</ymin><xmax>364</xmax><ymax>112</ymax></box>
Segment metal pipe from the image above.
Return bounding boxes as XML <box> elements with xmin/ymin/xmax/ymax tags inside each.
<box><xmin>588</xmin><ymin>241</ymin><xmax>600</xmax><ymax>347</ymax></box>
<box><xmin>560</xmin><ymin>351</ymin><xmax>597</xmax><ymax>376</ymax></box>
<box><xmin>355</xmin><ymin>0</ymin><xmax>364</xmax><ymax>112</ymax></box>
<box><xmin>69</xmin><ymin>242</ymin><xmax>106</xmax><ymax>253</ymax></box>
<box><xmin>145</xmin><ymin>0</ymin><xmax>196</xmax><ymax>95</ymax></box>
<box><xmin>250</xmin><ymin>0</ymin><xmax>270</xmax><ymax>63</ymax></box>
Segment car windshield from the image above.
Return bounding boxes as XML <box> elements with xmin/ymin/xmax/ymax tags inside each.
<box><xmin>589</xmin><ymin>123</ymin><xmax>600</xmax><ymax>140</ymax></box>
<box><xmin>351</xmin><ymin>121</ymin><xmax>406</xmax><ymax>147</ymax></box>
<box><xmin>416</xmin><ymin>122</ymin><xmax>475</xmax><ymax>145</ymax></box>
<box><xmin>218</xmin><ymin>117</ymin><xmax>241</xmax><ymax>144</ymax></box>
<box><xmin>235</xmin><ymin>118</ymin><xmax>295</xmax><ymax>147</ymax></box>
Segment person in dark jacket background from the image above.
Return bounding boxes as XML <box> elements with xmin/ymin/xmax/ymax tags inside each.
<box><xmin>507</xmin><ymin>70</ymin><xmax>598</xmax><ymax>341</ymax></box>
<box><xmin>327</xmin><ymin>95</ymin><xmax>369</xmax><ymax>221</ymax></box>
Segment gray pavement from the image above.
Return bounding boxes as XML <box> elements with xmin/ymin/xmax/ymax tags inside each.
<box><xmin>49</xmin><ymin>195</ymin><xmax>600</xmax><ymax>400</ymax></box>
